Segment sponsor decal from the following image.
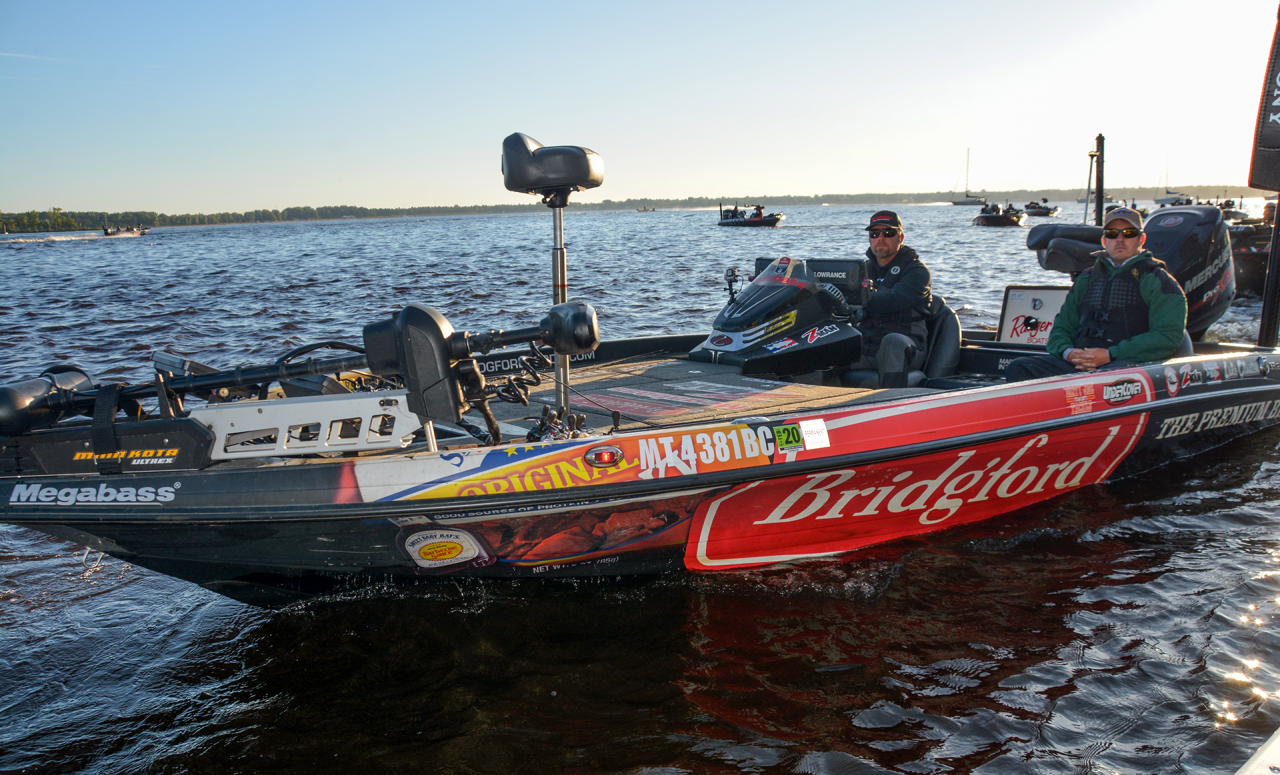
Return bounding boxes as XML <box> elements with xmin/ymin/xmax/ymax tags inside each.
<box><xmin>1225</xmin><ymin>359</ymin><xmax>1240</xmax><ymax>380</ymax></box>
<box><xmin>1165</xmin><ymin>366</ymin><xmax>1181</xmax><ymax>396</ymax></box>
<box><xmin>1065</xmin><ymin>384</ymin><xmax>1094</xmax><ymax>415</ymax></box>
<box><xmin>764</xmin><ymin>338</ymin><xmax>799</xmax><ymax>353</ymax></box>
<box><xmin>8</xmin><ymin>482</ymin><xmax>179</xmax><ymax>505</ymax></box>
<box><xmin>382</xmin><ymin>424</ymin><xmax>774</xmax><ymax>502</ymax></box>
<box><xmin>478</xmin><ymin>350</ymin><xmax>595</xmax><ymax>375</ymax></box>
<box><xmin>1031</xmin><ymin>298</ymin><xmax>1043</xmax><ymax>311</ymax></box>
<box><xmin>403</xmin><ymin>528</ymin><xmax>493</xmax><ymax>571</ymax></box>
<box><xmin>710</xmin><ymin>335</ymin><xmax>733</xmax><ymax>347</ymax></box>
<box><xmin>1157</xmin><ymin>216</ymin><xmax>1184</xmax><ymax>227</ymax></box>
<box><xmin>1176</xmin><ymin>363</ymin><xmax>1207</xmax><ymax>390</ymax></box>
<box><xmin>1205</xmin><ymin>361</ymin><xmax>1222</xmax><ymax>382</ymax></box>
<box><xmin>1154</xmin><ymin>399</ymin><xmax>1280</xmax><ymax>439</ymax></box>
<box><xmin>763</xmin><ymin>312</ymin><xmax>797</xmax><ymax>337</ymax></box>
<box><xmin>1184</xmin><ymin>248</ymin><xmax>1231</xmax><ymax>293</ymax></box>
<box><xmin>1201</xmin><ymin>273</ymin><xmax>1231</xmax><ymax>307</ymax></box>
<box><xmin>1102</xmin><ymin>379</ymin><xmax>1143</xmax><ymax>406</ymax></box>
<box><xmin>802</xmin><ymin>325</ymin><xmax>839</xmax><ymax>344</ymax></box>
<box><xmin>687</xmin><ymin>420</ymin><xmax>1143</xmax><ymax>570</ymax></box>
<box><xmin>1009</xmin><ymin>315</ymin><xmax>1053</xmax><ymax>345</ymax></box>
<box><xmin>73</xmin><ymin>448</ymin><xmax>180</xmax><ymax>462</ymax></box>
<box><xmin>799</xmin><ymin>419</ymin><xmax>830</xmax><ymax>450</ymax></box>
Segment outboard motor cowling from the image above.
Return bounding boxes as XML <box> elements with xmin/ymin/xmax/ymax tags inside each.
<box><xmin>689</xmin><ymin>257</ymin><xmax>864</xmax><ymax>376</ymax></box>
<box><xmin>1143</xmin><ymin>206</ymin><xmax>1235</xmax><ymax>337</ymax></box>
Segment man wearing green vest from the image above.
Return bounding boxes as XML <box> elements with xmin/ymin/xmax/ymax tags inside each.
<box><xmin>1005</xmin><ymin>207</ymin><xmax>1188</xmax><ymax>382</ymax></box>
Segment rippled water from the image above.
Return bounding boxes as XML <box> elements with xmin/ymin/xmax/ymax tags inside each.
<box><xmin>3</xmin><ymin>204</ymin><xmax>1279</xmax><ymax>773</ymax></box>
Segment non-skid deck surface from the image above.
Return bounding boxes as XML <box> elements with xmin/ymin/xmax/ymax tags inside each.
<box><xmin>484</xmin><ymin>354</ymin><xmax>917</xmax><ymax>434</ymax></box>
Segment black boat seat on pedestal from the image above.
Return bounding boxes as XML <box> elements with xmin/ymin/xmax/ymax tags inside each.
<box><xmin>840</xmin><ymin>298</ymin><xmax>962</xmax><ymax>389</ymax></box>
<box><xmin>502</xmin><ymin>133</ymin><xmax>604</xmax><ymax>197</ymax></box>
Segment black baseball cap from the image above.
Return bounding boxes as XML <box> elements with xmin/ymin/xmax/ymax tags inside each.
<box><xmin>865</xmin><ymin>210</ymin><xmax>903</xmax><ymax>231</ymax></box>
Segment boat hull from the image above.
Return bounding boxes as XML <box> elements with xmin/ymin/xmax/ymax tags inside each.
<box><xmin>973</xmin><ymin>213</ymin><xmax>1028</xmax><ymax>227</ymax></box>
<box><xmin>5</xmin><ymin>349</ymin><xmax>1278</xmax><ymax>604</ymax></box>
<box><xmin>719</xmin><ymin>216</ymin><xmax>784</xmax><ymax>227</ymax></box>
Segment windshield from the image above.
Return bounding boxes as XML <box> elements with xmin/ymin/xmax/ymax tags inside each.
<box><xmin>712</xmin><ymin>257</ymin><xmax>819</xmax><ymax>332</ymax></box>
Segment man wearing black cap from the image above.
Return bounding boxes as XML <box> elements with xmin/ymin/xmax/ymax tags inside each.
<box><xmin>847</xmin><ymin>210</ymin><xmax>933</xmax><ymax>388</ymax></box>
<box><xmin>1005</xmin><ymin>207</ymin><xmax>1187</xmax><ymax>381</ymax></box>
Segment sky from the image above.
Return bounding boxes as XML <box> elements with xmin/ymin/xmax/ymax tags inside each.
<box><xmin>1</xmin><ymin>0</ymin><xmax>1278</xmax><ymax>213</ymax></box>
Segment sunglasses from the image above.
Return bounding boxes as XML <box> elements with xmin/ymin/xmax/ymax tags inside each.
<box><xmin>1102</xmin><ymin>227</ymin><xmax>1141</xmax><ymax>239</ymax></box>
<box><xmin>868</xmin><ymin>228</ymin><xmax>900</xmax><ymax>238</ymax></box>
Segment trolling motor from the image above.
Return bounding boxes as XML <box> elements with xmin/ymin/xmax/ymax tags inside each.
<box><xmin>363</xmin><ymin>301</ymin><xmax>599</xmax><ymax>443</ymax></box>
<box><xmin>0</xmin><ymin>366</ymin><xmax>100</xmax><ymax>437</ymax></box>
<box><xmin>0</xmin><ymin>302</ymin><xmax>599</xmax><ymax>449</ymax></box>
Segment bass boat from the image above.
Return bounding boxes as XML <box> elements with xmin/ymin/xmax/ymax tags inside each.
<box><xmin>1</xmin><ymin>136</ymin><xmax>1275</xmax><ymax>607</ymax></box>
<box><xmin>1024</xmin><ymin>199</ymin><xmax>1061</xmax><ymax>217</ymax></box>
<box><xmin>718</xmin><ymin>203</ymin><xmax>784</xmax><ymax>227</ymax></box>
<box><xmin>973</xmin><ymin>203</ymin><xmax>1028</xmax><ymax>227</ymax></box>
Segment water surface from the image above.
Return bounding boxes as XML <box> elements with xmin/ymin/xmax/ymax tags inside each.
<box><xmin>2</xmin><ymin>204</ymin><xmax>1277</xmax><ymax>773</ymax></box>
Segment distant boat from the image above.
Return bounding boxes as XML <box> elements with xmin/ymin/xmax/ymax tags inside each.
<box><xmin>718</xmin><ymin>203</ymin><xmax>785</xmax><ymax>227</ymax></box>
<box><xmin>635</xmin><ymin>207</ymin><xmax>656</xmax><ymax>212</ymax></box>
<box><xmin>972</xmin><ymin>203</ymin><xmax>1027</xmax><ymax>227</ymax></box>
<box><xmin>1155</xmin><ymin>188</ymin><xmax>1192</xmax><ymax>205</ymax></box>
<box><xmin>1077</xmin><ymin>192</ymin><xmax>1117</xmax><ymax>204</ymax></box>
<box><xmin>1154</xmin><ymin>164</ymin><xmax>1190</xmax><ymax>205</ymax></box>
<box><xmin>1024</xmin><ymin>198</ymin><xmax>1061</xmax><ymax>217</ymax></box>
<box><xmin>950</xmin><ymin>149</ymin><xmax>987</xmax><ymax>206</ymax></box>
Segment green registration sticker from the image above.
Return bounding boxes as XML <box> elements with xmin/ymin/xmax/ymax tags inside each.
<box><xmin>774</xmin><ymin>424</ymin><xmax>804</xmax><ymax>452</ymax></box>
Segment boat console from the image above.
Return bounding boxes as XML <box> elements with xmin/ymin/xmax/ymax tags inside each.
<box><xmin>689</xmin><ymin>257</ymin><xmax>866</xmax><ymax>376</ymax></box>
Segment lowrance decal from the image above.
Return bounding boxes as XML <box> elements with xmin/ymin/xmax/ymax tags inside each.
<box><xmin>9</xmin><ymin>482</ymin><xmax>179</xmax><ymax>505</ymax></box>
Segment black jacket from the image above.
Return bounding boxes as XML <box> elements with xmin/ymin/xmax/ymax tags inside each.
<box><xmin>858</xmin><ymin>245</ymin><xmax>932</xmax><ymax>347</ymax></box>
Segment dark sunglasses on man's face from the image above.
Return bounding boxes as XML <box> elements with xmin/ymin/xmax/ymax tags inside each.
<box><xmin>1103</xmin><ymin>227</ymin><xmax>1141</xmax><ymax>239</ymax></box>
<box><xmin>868</xmin><ymin>228</ymin><xmax>900</xmax><ymax>238</ymax></box>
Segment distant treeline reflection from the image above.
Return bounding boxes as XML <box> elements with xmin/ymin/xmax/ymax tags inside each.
<box><xmin>3</xmin><ymin>185</ymin><xmax>1269</xmax><ymax>234</ymax></box>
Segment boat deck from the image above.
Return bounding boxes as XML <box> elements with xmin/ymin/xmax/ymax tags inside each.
<box><xmin>480</xmin><ymin>352</ymin><xmax>933</xmax><ymax>440</ymax></box>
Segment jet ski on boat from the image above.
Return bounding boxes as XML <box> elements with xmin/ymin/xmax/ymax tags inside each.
<box><xmin>2</xmin><ymin>136</ymin><xmax>1278</xmax><ymax>607</ymax></box>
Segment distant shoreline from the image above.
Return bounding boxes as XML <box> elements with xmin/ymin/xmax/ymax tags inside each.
<box><xmin>2</xmin><ymin>186</ymin><xmax>1271</xmax><ymax>235</ymax></box>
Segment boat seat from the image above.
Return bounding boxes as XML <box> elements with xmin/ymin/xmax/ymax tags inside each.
<box><xmin>840</xmin><ymin>297</ymin><xmax>962</xmax><ymax>389</ymax></box>
<box><xmin>1172</xmin><ymin>330</ymin><xmax>1194</xmax><ymax>358</ymax></box>
<box><xmin>501</xmin><ymin>132</ymin><xmax>604</xmax><ymax>197</ymax></box>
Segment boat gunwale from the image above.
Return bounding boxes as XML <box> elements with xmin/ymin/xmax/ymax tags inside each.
<box><xmin>7</xmin><ymin>366</ymin><xmax>1280</xmax><ymax>525</ymax></box>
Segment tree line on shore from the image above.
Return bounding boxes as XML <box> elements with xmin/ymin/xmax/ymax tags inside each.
<box><xmin>3</xmin><ymin>186</ymin><xmax>1271</xmax><ymax>234</ymax></box>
